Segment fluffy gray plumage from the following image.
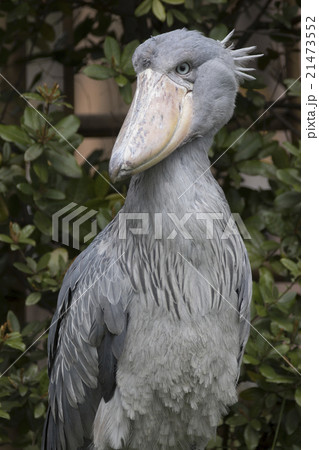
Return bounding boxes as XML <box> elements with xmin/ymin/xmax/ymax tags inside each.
<box><xmin>42</xmin><ymin>29</ymin><xmax>255</xmax><ymax>450</ymax></box>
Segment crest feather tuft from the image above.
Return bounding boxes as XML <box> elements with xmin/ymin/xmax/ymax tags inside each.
<box><xmin>219</xmin><ymin>30</ymin><xmax>263</xmax><ymax>82</ymax></box>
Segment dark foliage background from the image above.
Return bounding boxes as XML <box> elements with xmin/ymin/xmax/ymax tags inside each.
<box><xmin>0</xmin><ymin>1</ymin><xmax>300</xmax><ymax>449</ymax></box>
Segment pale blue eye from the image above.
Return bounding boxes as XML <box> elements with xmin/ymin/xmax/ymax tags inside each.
<box><xmin>176</xmin><ymin>62</ymin><xmax>191</xmax><ymax>75</ymax></box>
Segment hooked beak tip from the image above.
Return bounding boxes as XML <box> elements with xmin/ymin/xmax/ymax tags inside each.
<box><xmin>109</xmin><ymin>170</ymin><xmax>128</xmax><ymax>183</ymax></box>
<box><xmin>109</xmin><ymin>154</ymin><xmax>132</xmax><ymax>183</ymax></box>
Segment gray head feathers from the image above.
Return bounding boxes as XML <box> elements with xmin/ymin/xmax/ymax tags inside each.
<box><xmin>133</xmin><ymin>28</ymin><xmax>262</xmax><ymax>83</ymax></box>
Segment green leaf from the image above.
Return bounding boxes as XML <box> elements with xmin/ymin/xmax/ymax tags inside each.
<box><xmin>135</xmin><ymin>0</ymin><xmax>152</xmax><ymax>16</ymax></box>
<box><xmin>17</xmin><ymin>182</ymin><xmax>33</xmax><ymax>195</ymax></box>
<box><xmin>97</xmin><ymin>210</ymin><xmax>110</xmax><ymax>229</ymax></box>
<box><xmin>5</xmin><ymin>332</ymin><xmax>26</xmax><ymax>351</ymax></box>
<box><xmin>259</xmin><ymin>364</ymin><xmax>278</xmax><ymax>379</ymax></box>
<box><xmin>56</xmin><ymin>101</ymin><xmax>73</xmax><ymax>109</ymax></box>
<box><xmin>2</xmin><ymin>141</ymin><xmax>11</xmax><ymax>162</ymax></box>
<box><xmin>11</xmin><ymin>223</ymin><xmax>21</xmax><ymax>235</ymax></box>
<box><xmin>46</xmin><ymin>148</ymin><xmax>82</xmax><ymax>178</ymax></box>
<box><xmin>13</xmin><ymin>262</ymin><xmax>34</xmax><ymax>274</ymax></box>
<box><xmin>284</xmin><ymin>78</ymin><xmax>301</xmax><ymax>96</ymax></box>
<box><xmin>234</xmin><ymin>133</ymin><xmax>263</xmax><ymax>162</ymax></box>
<box><xmin>162</xmin><ymin>0</ymin><xmax>184</xmax><ymax>4</ymax></box>
<box><xmin>277</xmin><ymin>291</ymin><xmax>297</xmax><ymax>313</ymax></box>
<box><xmin>115</xmin><ymin>74</ymin><xmax>128</xmax><ymax>87</ymax></box>
<box><xmin>226</xmin><ymin>413</ymin><xmax>248</xmax><ymax>426</ymax></box>
<box><xmin>269</xmin><ymin>312</ymin><xmax>294</xmax><ymax>332</ymax></box>
<box><xmin>269</xmin><ymin>259</ymin><xmax>287</xmax><ymax>277</ymax></box>
<box><xmin>22</xmin><ymin>106</ymin><xmax>46</xmax><ymax>130</ymax></box>
<box><xmin>82</xmin><ymin>65</ymin><xmax>116</xmax><ymax>80</ymax></box>
<box><xmin>0</xmin><ymin>125</ymin><xmax>32</xmax><ymax>149</ymax></box>
<box><xmin>246</xmin><ymin>243</ymin><xmax>264</xmax><ymax>269</ymax></box>
<box><xmin>0</xmin><ymin>410</ymin><xmax>10</xmax><ymax>420</ymax></box>
<box><xmin>285</xmin><ymin>408</ymin><xmax>300</xmax><ymax>435</ymax></box>
<box><xmin>0</xmin><ymin>234</ymin><xmax>13</xmax><ymax>243</ymax></box>
<box><xmin>281</xmin><ymin>258</ymin><xmax>301</xmax><ymax>278</ymax></box>
<box><xmin>171</xmin><ymin>8</ymin><xmax>187</xmax><ymax>22</ymax></box>
<box><xmin>24</xmin><ymin>143</ymin><xmax>43</xmax><ymax>161</ymax></box>
<box><xmin>248</xmin><ymin>227</ymin><xmax>266</xmax><ymax>248</ymax></box>
<box><xmin>22</xmin><ymin>92</ymin><xmax>43</xmax><ymax>102</ymax></box>
<box><xmin>251</xmin><ymin>419</ymin><xmax>261</xmax><ymax>431</ymax></box>
<box><xmin>295</xmin><ymin>387</ymin><xmax>301</xmax><ymax>406</ymax></box>
<box><xmin>228</xmin><ymin>167</ymin><xmax>241</xmax><ymax>188</ymax></box>
<box><xmin>276</xmin><ymin>168</ymin><xmax>300</xmax><ymax>186</ymax></box>
<box><xmin>37</xmin><ymin>252</ymin><xmax>51</xmax><ymax>271</ymax></box>
<box><xmin>259</xmin><ymin>364</ymin><xmax>294</xmax><ymax>383</ymax></box>
<box><xmin>259</xmin><ymin>267</ymin><xmax>274</xmax><ymax>290</ymax></box>
<box><xmin>54</xmin><ymin>115</ymin><xmax>81</xmax><ymax>141</ymax></box>
<box><xmin>7</xmin><ymin>310</ymin><xmax>20</xmax><ymax>332</ymax></box>
<box><xmin>209</xmin><ymin>24</ymin><xmax>228</xmax><ymax>41</ymax></box>
<box><xmin>272</xmin><ymin>146</ymin><xmax>290</xmax><ymax>168</ymax></box>
<box><xmin>48</xmin><ymin>248</ymin><xmax>68</xmax><ymax>276</ymax></box>
<box><xmin>282</xmin><ymin>141</ymin><xmax>300</xmax><ymax>156</ymax></box>
<box><xmin>275</xmin><ymin>191</ymin><xmax>300</xmax><ymax>209</ymax></box>
<box><xmin>19</xmin><ymin>237</ymin><xmax>36</xmax><ymax>246</ymax></box>
<box><xmin>259</xmin><ymin>267</ymin><xmax>276</xmax><ymax>303</ymax></box>
<box><xmin>265</xmin><ymin>393</ymin><xmax>277</xmax><ymax>408</ymax></box>
<box><xmin>121</xmin><ymin>40</ymin><xmax>139</xmax><ymax>75</ymax></box>
<box><xmin>243</xmin><ymin>354</ymin><xmax>260</xmax><ymax>365</ymax></box>
<box><xmin>261</xmin><ymin>240</ymin><xmax>279</xmax><ymax>251</ymax></box>
<box><xmin>152</xmin><ymin>0</ymin><xmax>166</xmax><ymax>21</ymax></box>
<box><xmin>20</xmin><ymin>224</ymin><xmax>35</xmax><ymax>239</ymax></box>
<box><xmin>43</xmin><ymin>188</ymin><xmax>66</xmax><ymax>200</ymax></box>
<box><xmin>24</xmin><ymin>363</ymin><xmax>38</xmax><ymax>380</ymax></box>
<box><xmin>166</xmin><ymin>10</ymin><xmax>174</xmax><ymax>26</ymax></box>
<box><xmin>237</xmin><ymin>160</ymin><xmax>276</xmax><ymax>178</ymax></box>
<box><xmin>19</xmin><ymin>385</ymin><xmax>28</xmax><ymax>397</ymax></box>
<box><xmin>103</xmin><ymin>36</ymin><xmax>121</xmax><ymax>67</ymax></box>
<box><xmin>94</xmin><ymin>171</ymin><xmax>111</xmax><ymax>198</ymax></box>
<box><xmin>26</xmin><ymin>256</ymin><xmax>37</xmax><ymax>272</ymax></box>
<box><xmin>119</xmin><ymin>83</ymin><xmax>133</xmax><ymax>104</ymax></box>
<box><xmin>32</xmin><ymin>160</ymin><xmax>48</xmax><ymax>183</ymax></box>
<box><xmin>34</xmin><ymin>211</ymin><xmax>52</xmax><ymax>235</ymax></box>
<box><xmin>34</xmin><ymin>402</ymin><xmax>45</xmax><ymax>419</ymax></box>
<box><xmin>26</xmin><ymin>292</ymin><xmax>41</xmax><ymax>306</ymax></box>
<box><xmin>244</xmin><ymin>424</ymin><xmax>260</xmax><ymax>450</ymax></box>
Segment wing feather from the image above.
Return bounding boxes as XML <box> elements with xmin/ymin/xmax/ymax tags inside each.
<box><xmin>42</xmin><ymin>221</ymin><xmax>132</xmax><ymax>450</ymax></box>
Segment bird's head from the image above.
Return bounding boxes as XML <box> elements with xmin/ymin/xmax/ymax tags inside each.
<box><xmin>109</xmin><ymin>29</ymin><xmax>260</xmax><ymax>182</ymax></box>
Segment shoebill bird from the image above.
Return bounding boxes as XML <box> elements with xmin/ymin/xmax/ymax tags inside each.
<box><xmin>42</xmin><ymin>29</ymin><xmax>259</xmax><ymax>450</ymax></box>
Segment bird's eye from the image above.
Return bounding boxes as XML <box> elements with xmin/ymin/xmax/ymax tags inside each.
<box><xmin>176</xmin><ymin>62</ymin><xmax>191</xmax><ymax>75</ymax></box>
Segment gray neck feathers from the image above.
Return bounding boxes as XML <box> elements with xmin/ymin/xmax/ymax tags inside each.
<box><xmin>119</xmin><ymin>134</ymin><xmax>231</xmax><ymax>253</ymax></box>
<box><xmin>124</xmin><ymin>132</ymin><xmax>226</xmax><ymax>214</ymax></box>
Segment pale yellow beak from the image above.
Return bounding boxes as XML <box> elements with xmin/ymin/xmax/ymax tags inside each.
<box><xmin>109</xmin><ymin>68</ymin><xmax>193</xmax><ymax>182</ymax></box>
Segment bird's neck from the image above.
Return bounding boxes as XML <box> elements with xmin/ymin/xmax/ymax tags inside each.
<box><xmin>124</xmin><ymin>132</ymin><xmax>224</xmax><ymax>214</ymax></box>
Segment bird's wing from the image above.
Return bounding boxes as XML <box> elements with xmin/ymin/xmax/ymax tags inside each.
<box><xmin>42</xmin><ymin>221</ymin><xmax>131</xmax><ymax>450</ymax></box>
<box><xmin>235</xmin><ymin>248</ymin><xmax>252</xmax><ymax>378</ymax></box>
<box><xmin>216</xmin><ymin>228</ymin><xmax>252</xmax><ymax>379</ymax></box>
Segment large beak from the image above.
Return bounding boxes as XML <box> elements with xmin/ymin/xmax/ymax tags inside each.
<box><xmin>109</xmin><ymin>68</ymin><xmax>193</xmax><ymax>182</ymax></box>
